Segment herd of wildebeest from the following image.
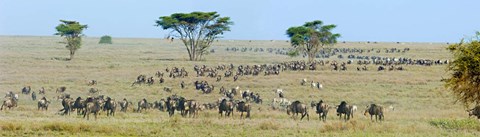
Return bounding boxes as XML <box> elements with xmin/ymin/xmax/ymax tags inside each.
<box><xmin>3</xmin><ymin>46</ymin><xmax>480</xmax><ymax>122</ymax></box>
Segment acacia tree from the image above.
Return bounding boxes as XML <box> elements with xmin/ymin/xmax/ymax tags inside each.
<box><xmin>55</xmin><ymin>20</ymin><xmax>88</xmax><ymax>60</ymax></box>
<box><xmin>286</xmin><ymin>20</ymin><xmax>340</xmax><ymax>62</ymax></box>
<box><xmin>155</xmin><ymin>11</ymin><xmax>233</xmax><ymax>61</ymax></box>
<box><xmin>444</xmin><ymin>31</ymin><xmax>480</xmax><ymax>107</ymax></box>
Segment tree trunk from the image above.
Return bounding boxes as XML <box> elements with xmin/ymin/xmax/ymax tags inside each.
<box><xmin>69</xmin><ymin>50</ymin><xmax>75</xmax><ymax>61</ymax></box>
<box><xmin>308</xmin><ymin>52</ymin><xmax>315</xmax><ymax>63</ymax></box>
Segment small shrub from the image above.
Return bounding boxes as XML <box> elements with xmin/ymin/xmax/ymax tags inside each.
<box><xmin>99</xmin><ymin>35</ymin><xmax>113</xmax><ymax>44</ymax></box>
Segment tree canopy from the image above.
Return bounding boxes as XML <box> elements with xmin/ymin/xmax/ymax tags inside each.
<box><xmin>286</xmin><ymin>20</ymin><xmax>340</xmax><ymax>62</ymax></box>
<box><xmin>99</xmin><ymin>35</ymin><xmax>112</xmax><ymax>44</ymax></box>
<box><xmin>55</xmin><ymin>20</ymin><xmax>88</xmax><ymax>60</ymax></box>
<box><xmin>444</xmin><ymin>31</ymin><xmax>480</xmax><ymax>107</ymax></box>
<box><xmin>155</xmin><ymin>11</ymin><xmax>233</xmax><ymax>61</ymax></box>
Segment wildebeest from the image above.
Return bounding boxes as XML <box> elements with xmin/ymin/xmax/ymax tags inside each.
<box><xmin>336</xmin><ymin>101</ymin><xmax>354</xmax><ymax>121</ymax></box>
<box><xmin>316</xmin><ymin>100</ymin><xmax>329</xmax><ymax>121</ymax></box>
<box><xmin>56</xmin><ymin>86</ymin><xmax>67</xmax><ymax>93</ymax></box>
<box><xmin>22</xmin><ymin>86</ymin><xmax>31</xmax><ymax>94</ymax></box>
<box><xmin>59</xmin><ymin>96</ymin><xmax>73</xmax><ymax>115</ymax></box>
<box><xmin>87</xmin><ymin>80</ymin><xmax>97</xmax><ymax>86</ymax></box>
<box><xmin>364</xmin><ymin>104</ymin><xmax>384</xmax><ymax>122</ymax></box>
<box><xmin>89</xmin><ymin>88</ymin><xmax>99</xmax><ymax>94</ymax></box>
<box><xmin>287</xmin><ymin>101</ymin><xmax>309</xmax><ymax>120</ymax></box>
<box><xmin>184</xmin><ymin>100</ymin><xmax>198</xmax><ymax>118</ymax></box>
<box><xmin>219</xmin><ymin>99</ymin><xmax>235</xmax><ymax>117</ymax></box>
<box><xmin>137</xmin><ymin>98</ymin><xmax>149</xmax><ymax>113</ymax></box>
<box><xmin>164</xmin><ymin>87</ymin><xmax>172</xmax><ymax>92</ymax></box>
<box><xmin>167</xmin><ymin>97</ymin><xmax>177</xmax><ymax>116</ymax></box>
<box><xmin>39</xmin><ymin>87</ymin><xmax>45</xmax><ymax>94</ymax></box>
<box><xmin>236</xmin><ymin>101</ymin><xmax>251</xmax><ymax>119</ymax></box>
<box><xmin>104</xmin><ymin>97</ymin><xmax>117</xmax><ymax>116</ymax></box>
<box><xmin>119</xmin><ymin>98</ymin><xmax>131</xmax><ymax>112</ymax></box>
<box><xmin>84</xmin><ymin>97</ymin><xmax>101</xmax><ymax>120</ymax></box>
<box><xmin>37</xmin><ymin>97</ymin><xmax>50</xmax><ymax>111</ymax></box>
<box><xmin>31</xmin><ymin>91</ymin><xmax>36</xmax><ymax>100</ymax></box>
<box><xmin>1</xmin><ymin>97</ymin><xmax>18</xmax><ymax>110</ymax></box>
<box><xmin>467</xmin><ymin>105</ymin><xmax>480</xmax><ymax>119</ymax></box>
<box><xmin>72</xmin><ymin>97</ymin><xmax>85</xmax><ymax>115</ymax></box>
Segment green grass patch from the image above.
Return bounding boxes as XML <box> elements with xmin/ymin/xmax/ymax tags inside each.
<box><xmin>430</xmin><ymin>119</ymin><xmax>480</xmax><ymax>130</ymax></box>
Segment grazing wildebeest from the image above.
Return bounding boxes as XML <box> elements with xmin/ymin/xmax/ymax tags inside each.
<box><xmin>164</xmin><ymin>87</ymin><xmax>172</xmax><ymax>92</ymax></box>
<box><xmin>364</xmin><ymin>104</ymin><xmax>384</xmax><ymax>122</ymax></box>
<box><xmin>37</xmin><ymin>97</ymin><xmax>50</xmax><ymax>111</ymax></box>
<box><xmin>236</xmin><ymin>101</ymin><xmax>251</xmax><ymax>119</ymax></box>
<box><xmin>1</xmin><ymin>97</ymin><xmax>17</xmax><ymax>110</ymax></box>
<box><xmin>84</xmin><ymin>97</ymin><xmax>101</xmax><ymax>120</ymax></box>
<box><xmin>104</xmin><ymin>97</ymin><xmax>117</xmax><ymax>116</ymax></box>
<box><xmin>219</xmin><ymin>99</ymin><xmax>234</xmax><ymax>117</ymax></box>
<box><xmin>87</xmin><ymin>80</ymin><xmax>97</xmax><ymax>86</ymax></box>
<box><xmin>56</xmin><ymin>86</ymin><xmax>67</xmax><ymax>93</ymax></box>
<box><xmin>131</xmin><ymin>75</ymin><xmax>146</xmax><ymax>86</ymax></box>
<box><xmin>287</xmin><ymin>101</ymin><xmax>309</xmax><ymax>120</ymax></box>
<box><xmin>137</xmin><ymin>98</ymin><xmax>149</xmax><ymax>113</ymax></box>
<box><xmin>89</xmin><ymin>88</ymin><xmax>99</xmax><ymax>94</ymax></box>
<box><xmin>184</xmin><ymin>100</ymin><xmax>198</xmax><ymax>118</ymax></box>
<box><xmin>467</xmin><ymin>105</ymin><xmax>480</xmax><ymax>119</ymax></box>
<box><xmin>336</xmin><ymin>101</ymin><xmax>354</xmax><ymax>121</ymax></box>
<box><xmin>22</xmin><ymin>86</ymin><xmax>31</xmax><ymax>94</ymax></box>
<box><xmin>316</xmin><ymin>100</ymin><xmax>329</xmax><ymax>121</ymax></box>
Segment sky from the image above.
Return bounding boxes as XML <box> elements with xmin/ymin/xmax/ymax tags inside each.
<box><xmin>0</xmin><ymin>0</ymin><xmax>479</xmax><ymax>42</ymax></box>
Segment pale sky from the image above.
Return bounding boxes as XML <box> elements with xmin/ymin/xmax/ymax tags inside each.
<box><xmin>0</xmin><ymin>0</ymin><xmax>479</xmax><ymax>42</ymax></box>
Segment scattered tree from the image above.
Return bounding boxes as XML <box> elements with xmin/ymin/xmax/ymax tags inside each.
<box><xmin>155</xmin><ymin>11</ymin><xmax>233</xmax><ymax>61</ymax></box>
<box><xmin>99</xmin><ymin>35</ymin><xmax>112</xmax><ymax>44</ymax></box>
<box><xmin>444</xmin><ymin>31</ymin><xmax>480</xmax><ymax>107</ymax></box>
<box><xmin>55</xmin><ymin>20</ymin><xmax>88</xmax><ymax>60</ymax></box>
<box><xmin>286</xmin><ymin>20</ymin><xmax>340</xmax><ymax>62</ymax></box>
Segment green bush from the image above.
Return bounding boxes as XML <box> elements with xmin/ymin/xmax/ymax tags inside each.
<box><xmin>99</xmin><ymin>35</ymin><xmax>112</xmax><ymax>44</ymax></box>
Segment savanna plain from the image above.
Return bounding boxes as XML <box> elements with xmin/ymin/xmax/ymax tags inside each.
<box><xmin>0</xmin><ymin>36</ymin><xmax>479</xmax><ymax>136</ymax></box>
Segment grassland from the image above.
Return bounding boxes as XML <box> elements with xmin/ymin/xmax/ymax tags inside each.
<box><xmin>0</xmin><ymin>36</ymin><xmax>479</xmax><ymax>136</ymax></box>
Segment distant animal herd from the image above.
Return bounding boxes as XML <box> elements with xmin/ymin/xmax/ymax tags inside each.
<box><xmin>3</xmin><ymin>47</ymin><xmax>476</xmax><ymax>121</ymax></box>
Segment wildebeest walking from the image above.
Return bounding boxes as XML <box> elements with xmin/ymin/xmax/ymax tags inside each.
<box><xmin>87</xmin><ymin>80</ymin><xmax>97</xmax><ymax>86</ymax></box>
<box><xmin>236</xmin><ymin>101</ymin><xmax>251</xmax><ymax>119</ymax></box>
<box><xmin>219</xmin><ymin>99</ymin><xmax>234</xmax><ymax>117</ymax></box>
<box><xmin>184</xmin><ymin>100</ymin><xmax>198</xmax><ymax>118</ymax></box>
<box><xmin>336</xmin><ymin>101</ymin><xmax>354</xmax><ymax>121</ymax></box>
<box><xmin>84</xmin><ymin>97</ymin><xmax>101</xmax><ymax>120</ymax></box>
<box><xmin>72</xmin><ymin>97</ymin><xmax>85</xmax><ymax>115</ymax></box>
<box><xmin>104</xmin><ymin>97</ymin><xmax>117</xmax><ymax>116</ymax></box>
<box><xmin>119</xmin><ymin>98</ymin><xmax>131</xmax><ymax>112</ymax></box>
<box><xmin>37</xmin><ymin>97</ymin><xmax>50</xmax><ymax>111</ymax></box>
<box><xmin>1</xmin><ymin>97</ymin><xmax>18</xmax><ymax>110</ymax></box>
<box><xmin>22</xmin><ymin>86</ymin><xmax>31</xmax><ymax>94</ymax></box>
<box><xmin>59</xmin><ymin>96</ymin><xmax>73</xmax><ymax>115</ymax></box>
<box><xmin>31</xmin><ymin>91</ymin><xmax>36</xmax><ymax>100</ymax></box>
<box><xmin>364</xmin><ymin>104</ymin><xmax>384</xmax><ymax>122</ymax></box>
<box><xmin>316</xmin><ymin>100</ymin><xmax>329</xmax><ymax>121</ymax></box>
<box><xmin>137</xmin><ymin>98</ymin><xmax>149</xmax><ymax>113</ymax></box>
<box><xmin>287</xmin><ymin>101</ymin><xmax>309</xmax><ymax>120</ymax></box>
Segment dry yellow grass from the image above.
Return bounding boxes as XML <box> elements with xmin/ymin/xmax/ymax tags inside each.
<box><xmin>0</xmin><ymin>36</ymin><xmax>478</xmax><ymax>136</ymax></box>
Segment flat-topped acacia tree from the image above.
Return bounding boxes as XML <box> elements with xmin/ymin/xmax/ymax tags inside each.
<box><xmin>155</xmin><ymin>11</ymin><xmax>233</xmax><ymax>61</ymax></box>
<box><xmin>55</xmin><ymin>20</ymin><xmax>88</xmax><ymax>61</ymax></box>
<box><xmin>286</xmin><ymin>20</ymin><xmax>340</xmax><ymax>63</ymax></box>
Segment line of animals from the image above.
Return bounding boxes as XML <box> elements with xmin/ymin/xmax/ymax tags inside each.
<box><xmin>4</xmin><ymin>83</ymin><xmax>480</xmax><ymax>122</ymax></box>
